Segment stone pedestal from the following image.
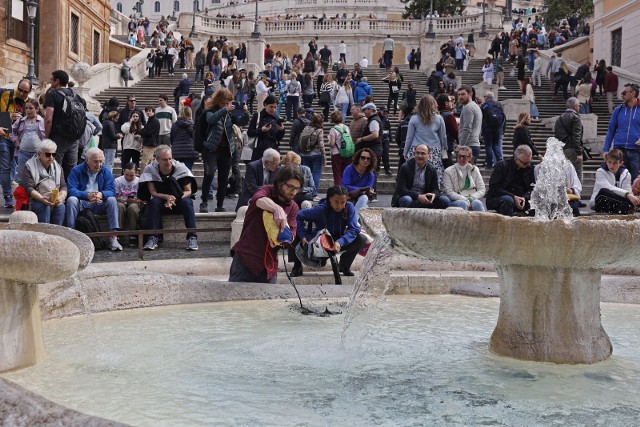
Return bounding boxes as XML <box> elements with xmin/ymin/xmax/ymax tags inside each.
<box><xmin>246</xmin><ymin>37</ymin><xmax>266</xmax><ymax>75</ymax></box>
<box><xmin>501</xmin><ymin>99</ymin><xmax>530</xmax><ymax>121</ymax></box>
<box><xmin>542</xmin><ymin>113</ymin><xmax>599</xmax><ymax>144</ymax></box>
<box><xmin>230</xmin><ymin>206</ymin><xmax>248</xmax><ymax>249</ymax></box>
<box><xmin>473</xmin><ymin>82</ymin><xmax>500</xmax><ymax>101</ymax></box>
<box><xmin>490</xmin><ymin>264</ymin><xmax>612</xmax><ymax>364</ymax></box>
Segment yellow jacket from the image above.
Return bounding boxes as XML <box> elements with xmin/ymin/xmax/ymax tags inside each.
<box><xmin>0</xmin><ymin>89</ymin><xmax>21</xmax><ymax>114</ymax></box>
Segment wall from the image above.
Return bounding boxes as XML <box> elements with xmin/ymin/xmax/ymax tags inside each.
<box><xmin>0</xmin><ymin>0</ymin><xmax>31</xmax><ymax>86</ymax></box>
<box><xmin>592</xmin><ymin>0</ymin><xmax>640</xmax><ymax>73</ymax></box>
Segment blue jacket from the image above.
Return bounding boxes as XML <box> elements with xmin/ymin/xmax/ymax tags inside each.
<box><xmin>341</xmin><ymin>164</ymin><xmax>375</xmax><ymax>191</ymax></box>
<box><xmin>604</xmin><ymin>104</ymin><xmax>640</xmax><ymax>152</ymax></box>
<box><xmin>296</xmin><ymin>199</ymin><xmax>361</xmax><ymax>248</ymax></box>
<box><xmin>354</xmin><ymin>81</ymin><xmax>373</xmax><ymax>103</ymax></box>
<box><xmin>67</xmin><ymin>162</ymin><xmax>116</xmax><ymax>200</ymax></box>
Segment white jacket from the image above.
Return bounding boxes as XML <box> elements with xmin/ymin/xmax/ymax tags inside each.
<box><xmin>443</xmin><ymin>163</ymin><xmax>486</xmax><ymax>201</ymax></box>
<box><xmin>589</xmin><ymin>166</ymin><xmax>632</xmax><ymax>208</ymax></box>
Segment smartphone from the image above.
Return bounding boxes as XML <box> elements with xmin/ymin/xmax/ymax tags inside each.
<box><xmin>276</xmin><ymin>118</ymin><xmax>283</xmax><ymax>126</ymax></box>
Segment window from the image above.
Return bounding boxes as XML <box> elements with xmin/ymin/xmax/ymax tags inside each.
<box><xmin>93</xmin><ymin>30</ymin><xmax>100</xmax><ymax>65</ymax></box>
<box><xmin>117</xmin><ymin>2</ymin><xmax>123</xmax><ymax>13</ymax></box>
<box><xmin>155</xmin><ymin>1</ymin><xmax>160</xmax><ymax>12</ymax></box>
<box><xmin>611</xmin><ymin>28</ymin><xmax>622</xmax><ymax>68</ymax></box>
<box><xmin>211</xmin><ymin>0</ymin><xmax>221</xmax><ymax>3</ymax></box>
<box><xmin>174</xmin><ymin>1</ymin><xmax>180</xmax><ymax>12</ymax></box>
<box><xmin>135</xmin><ymin>2</ymin><xmax>142</xmax><ymax>13</ymax></box>
<box><xmin>7</xmin><ymin>0</ymin><xmax>28</xmax><ymax>43</ymax></box>
<box><xmin>70</xmin><ymin>13</ymin><xmax>80</xmax><ymax>55</ymax></box>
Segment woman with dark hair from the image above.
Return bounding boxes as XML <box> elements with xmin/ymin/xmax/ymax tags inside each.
<box><xmin>512</xmin><ymin>112</ymin><xmax>541</xmax><ymax>160</ymax></box>
<box><xmin>121</xmin><ymin>110</ymin><xmax>144</xmax><ymax>169</ymax></box>
<box><xmin>291</xmin><ymin>184</ymin><xmax>367</xmax><ymax>277</ymax></box>
<box><xmin>434</xmin><ymin>80</ymin><xmax>447</xmax><ymax>97</ymax></box>
<box><xmin>516</xmin><ymin>54</ymin><xmax>526</xmax><ymax>90</ymax></box>
<box><xmin>594</xmin><ymin>59</ymin><xmax>607</xmax><ymax>97</ymax></box>
<box><xmin>576</xmin><ymin>72</ymin><xmax>593</xmax><ymax>114</ymax></box>
<box><xmin>302</xmin><ymin>73</ymin><xmax>314</xmax><ymax>107</ymax></box>
<box><xmin>200</xmin><ymin>89</ymin><xmax>250</xmax><ymax>213</ymax></box>
<box><xmin>299</xmin><ymin>113</ymin><xmax>325</xmax><ymax>197</ymax></box>
<box><xmin>341</xmin><ymin>148</ymin><xmax>377</xmax><ymax>216</ymax></box>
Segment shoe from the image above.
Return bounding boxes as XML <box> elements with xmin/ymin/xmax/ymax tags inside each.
<box><xmin>384</xmin><ymin>170</ymin><xmax>393</xmax><ymax>176</ymax></box>
<box><xmin>226</xmin><ymin>193</ymin><xmax>239</xmax><ymax>199</ymax></box>
<box><xmin>370</xmin><ymin>197</ymin><xmax>378</xmax><ymax>203</ymax></box>
<box><xmin>109</xmin><ymin>237</ymin><xmax>123</xmax><ymax>251</ymax></box>
<box><xmin>499</xmin><ymin>86</ymin><xmax>507</xmax><ymax>90</ymax></box>
<box><xmin>128</xmin><ymin>236</ymin><xmax>138</xmax><ymax>247</ymax></box>
<box><xmin>208</xmin><ymin>193</ymin><xmax>214</xmax><ymax>200</ymax></box>
<box><xmin>215</xmin><ymin>207</ymin><xmax>226</xmax><ymax>212</ymax></box>
<box><xmin>4</xmin><ymin>197</ymin><xmax>13</xmax><ymax>209</ymax></box>
<box><xmin>199</xmin><ymin>202</ymin><xmax>209</xmax><ymax>213</ymax></box>
<box><xmin>339</xmin><ymin>267</ymin><xmax>355</xmax><ymax>277</ymax></box>
<box><xmin>186</xmin><ymin>236</ymin><xmax>199</xmax><ymax>251</ymax></box>
<box><xmin>144</xmin><ymin>236</ymin><xmax>158</xmax><ymax>251</ymax></box>
<box><xmin>291</xmin><ymin>262</ymin><xmax>303</xmax><ymax>277</ymax></box>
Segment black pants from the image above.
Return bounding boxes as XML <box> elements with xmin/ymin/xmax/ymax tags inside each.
<box><xmin>387</xmin><ymin>91</ymin><xmax>399</xmax><ymax>113</ymax></box>
<box><xmin>229</xmin><ymin>255</ymin><xmax>276</xmax><ymax>283</ymax></box>
<box><xmin>593</xmin><ymin>188</ymin><xmax>633</xmax><ymax>214</ymax></box>
<box><xmin>291</xmin><ymin>233</ymin><xmax>367</xmax><ymax>271</ymax></box>
<box><xmin>381</xmin><ymin>139</ymin><xmax>391</xmax><ymax>172</ymax></box>
<box><xmin>121</xmin><ymin>149</ymin><xmax>141</xmax><ymax>170</ymax></box>
<box><xmin>201</xmin><ymin>145</ymin><xmax>231</xmax><ymax>208</ymax></box>
<box><xmin>316</xmin><ymin>75</ymin><xmax>324</xmax><ymax>98</ymax></box>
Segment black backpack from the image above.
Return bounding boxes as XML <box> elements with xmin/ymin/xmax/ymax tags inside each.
<box><xmin>484</xmin><ymin>102</ymin><xmax>505</xmax><ymax>128</ymax></box>
<box><xmin>55</xmin><ymin>89</ymin><xmax>87</xmax><ymax>140</ymax></box>
<box><xmin>75</xmin><ymin>210</ymin><xmax>107</xmax><ymax>251</ymax></box>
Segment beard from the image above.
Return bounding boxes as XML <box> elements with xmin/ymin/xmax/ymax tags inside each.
<box><xmin>276</xmin><ymin>185</ymin><xmax>293</xmax><ymax>203</ymax></box>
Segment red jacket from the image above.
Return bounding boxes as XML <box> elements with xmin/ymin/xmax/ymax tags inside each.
<box><xmin>604</xmin><ymin>71</ymin><xmax>618</xmax><ymax>93</ymax></box>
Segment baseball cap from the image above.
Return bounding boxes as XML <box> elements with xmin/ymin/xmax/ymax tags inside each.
<box><xmin>379</xmin><ymin>106</ymin><xmax>388</xmax><ymax>113</ymax></box>
<box><xmin>362</xmin><ymin>103</ymin><xmax>377</xmax><ymax>112</ymax></box>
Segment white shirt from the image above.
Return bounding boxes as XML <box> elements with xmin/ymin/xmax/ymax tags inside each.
<box><xmin>339</xmin><ymin>43</ymin><xmax>347</xmax><ymax>54</ymax></box>
<box><xmin>256</xmin><ymin>80</ymin><xmax>270</xmax><ymax>95</ymax></box>
<box><xmin>360</xmin><ymin>58</ymin><xmax>369</xmax><ymax>68</ymax></box>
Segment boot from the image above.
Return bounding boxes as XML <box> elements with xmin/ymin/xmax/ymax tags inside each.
<box><xmin>291</xmin><ymin>261</ymin><xmax>303</xmax><ymax>277</ymax></box>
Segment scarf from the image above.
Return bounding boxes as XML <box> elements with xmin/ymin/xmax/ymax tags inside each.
<box><xmin>453</xmin><ymin>162</ymin><xmax>478</xmax><ymax>197</ymax></box>
<box><xmin>25</xmin><ymin>154</ymin><xmax>62</xmax><ymax>187</ymax></box>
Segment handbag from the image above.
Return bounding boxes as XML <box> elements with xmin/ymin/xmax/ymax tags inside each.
<box><xmin>241</xmin><ymin>112</ymin><xmax>260</xmax><ymax>161</ymax></box>
<box><xmin>319</xmin><ymin>90</ymin><xmax>331</xmax><ymax>106</ymax></box>
<box><xmin>398</xmin><ymin>97</ymin><xmax>409</xmax><ymax>111</ymax></box>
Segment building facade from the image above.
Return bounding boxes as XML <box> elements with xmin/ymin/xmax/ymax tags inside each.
<box><xmin>0</xmin><ymin>0</ymin><xmax>111</xmax><ymax>87</ymax></box>
<box><xmin>592</xmin><ymin>0</ymin><xmax>640</xmax><ymax>72</ymax></box>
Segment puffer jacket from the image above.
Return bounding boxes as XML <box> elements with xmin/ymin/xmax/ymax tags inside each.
<box><xmin>204</xmin><ymin>106</ymin><xmax>250</xmax><ymax>154</ymax></box>
<box><xmin>170</xmin><ymin>118</ymin><xmax>198</xmax><ymax>161</ymax></box>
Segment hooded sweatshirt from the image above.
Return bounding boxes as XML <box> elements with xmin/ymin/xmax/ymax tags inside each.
<box><xmin>603</xmin><ymin>103</ymin><xmax>640</xmax><ymax>152</ymax></box>
<box><xmin>296</xmin><ymin>199</ymin><xmax>361</xmax><ymax>248</ymax></box>
<box><xmin>589</xmin><ymin>163</ymin><xmax>632</xmax><ymax>208</ymax></box>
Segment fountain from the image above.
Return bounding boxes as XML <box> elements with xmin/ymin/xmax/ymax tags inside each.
<box><xmin>0</xmin><ymin>216</ymin><xmax>93</xmax><ymax>373</ymax></box>
<box><xmin>382</xmin><ymin>138</ymin><xmax>638</xmax><ymax>364</ymax></box>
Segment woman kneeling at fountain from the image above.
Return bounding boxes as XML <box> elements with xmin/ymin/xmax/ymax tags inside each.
<box><xmin>589</xmin><ymin>149</ymin><xmax>640</xmax><ymax>214</ymax></box>
<box><xmin>20</xmin><ymin>139</ymin><xmax>67</xmax><ymax>225</ymax></box>
<box><xmin>290</xmin><ymin>185</ymin><xmax>367</xmax><ymax>277</ymax></box>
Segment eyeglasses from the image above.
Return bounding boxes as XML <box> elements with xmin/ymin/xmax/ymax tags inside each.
<box><xmin>43</xmin><ymin>152</ymin><xmax>57</xmax><ymax>158</ymax></box>
<box><xmin>457</xmin><ymin>154</ymin><xmax>471</xmax><ymax>159</ymax></box>
<box><xmin>282</xmin><ymin>183</ymin><xmax>301</xmax><ymax>192</ymax></box>
<box><xmin>516</xmin><ymin>158</ymin><xmax>531</xmax><ymax>166</ymax></box>
<box><xmin>621</xmin><ymin>91</ymin><xmax>631</xmax><ymax>95</ymax></box>
<box><xmin>360</xmin><ymin>156</ymin><xmax>372</xmax><ymax>161</ymax></box>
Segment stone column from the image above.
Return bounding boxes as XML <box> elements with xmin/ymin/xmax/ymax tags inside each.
<box><xmin>246</xmin><ymin>37</ymin><xmax>266</xmax><ymax>76</ymax></box>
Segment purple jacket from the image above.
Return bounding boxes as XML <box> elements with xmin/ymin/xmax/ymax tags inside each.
<box><xmin>10</xmin><ymin>115</ymin><xmax>46</xmax><ymax>144</ymax></box>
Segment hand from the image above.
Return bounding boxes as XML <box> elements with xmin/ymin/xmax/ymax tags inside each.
<box><xmin>514</xmin><ymin>195</ymin><xmax>525</xmax><ymax>210</ymax></box>
<box><xmin>54</xmin><ymin>194</ymin><xmax>65</xmax><ymax>206</ymax></box>
<box><xmin>261</xmin><ymin>123</ymin><xmax>272</xmax><ymax>132</ymax></box>
<box><xmin>11</xmin><ymin>112</ymin><xmax>22</xmax><ymax>121</ymax></box>
<box><xmin>242</xmin><ymin>104</ymin><xmax>249</xmax><ymax>112</ymax></box>
<box><xmin>117</xmin><ymin>133</ymin><xmax>124</xmax><ymax>139</ymax></box>
<box><xmin>301</xmin><ymin>238</ymin><xmax>308</xmax><ymax>246</ymax></box>
<box><xmin>576</xmin><ymin>154</ymin><xmax>583</xmax><ymax>164</ymax></box>
<box><xmin>0</xmin><ymin>127</ymin><xmax>7</xmax><ymax>137</ymax></box>
<box><xmin>226</xmin><ymin>103</ymin><xmax>236</xmax><ymax>112</ymax></box>
<box><xmin>333</xmin><ymin>241</ymin><xmax>341</xmax><ymax>252</ymax></box>
<box><xmin>602</xmin><ymin>151</ymin><xmax>608</xmax><ymax>160</ymax></box>
<box><xmin>164</xmin><ymin>195</ymin><xmax>176</xmax><ymax>208</ymax></box>
<box><xmin>40</xmin><ymin>197</ymin><xmax>54</xmax><ymax>207</ymax></box>
<box><xmin>276</xmin><ymin>122</ymin><xmax>285</xmax><ymax>130</ymax></box>
<box><xmin>272</xmin><ymin>206</ymin><xmax>287</xmax><ymax>231</ymax></box>
<box><xmin>627</xmin><ymin>193</ymin><xmax>640</xmax><ymax>206</ymax></box>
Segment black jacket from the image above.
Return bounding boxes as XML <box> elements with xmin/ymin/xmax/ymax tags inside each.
<box><xmin>139</xmin><ymin>115</ymin><xmax>160</xmax><ymax>147</ymax></box>
<box><xmin>512</xmin><ymin>125</ymin><xmax>539</xmax><ymax>157</ymax></box>
<box><xmin>391</xmin><ymin>157</ymin><xmax>440</xmax><ymax>207</ymax></box>
<box><xmin>289</xmin><ymin>116</ymin><xmax>310</xmax><ymax>151</ymax></box>
<box><xmin>248</xmin><ymin>111</ymin><xmax>285</xmax><ymax>161</ymax></box>
<box><xmin>170</xmin><ymin>118</ymin><xmax>198</xmax><ymax>161</ymax></box>
<box><xmin>486</xmin><ymin>158</ymin><xmax>536</xmax><ymax>200</ymax></box>
<box><xmin>101</xmin><ymin>119</ymin><xmax>120</xmax><ymax>150</ymax></box>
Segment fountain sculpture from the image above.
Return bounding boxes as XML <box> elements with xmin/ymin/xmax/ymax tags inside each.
<box><xmin>0</xmin><ymin>218</ymin><xmax>93</xmax><ymax>373</ymax></box>
<box><xmin>382</xmin><ymin>138</ymin><xmax>637</xmax><ymax>364</ymax></box>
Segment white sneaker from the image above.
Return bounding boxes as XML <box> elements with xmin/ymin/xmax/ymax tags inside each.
<box><xmin>499</xmin><ymin>86</ymin><xmax>507</xmax><ymax>90</ymax></box>
<box><xmin>109</xmin><ymin>237</ymin><xmax>123</xmax><ymax>251</ymax></box>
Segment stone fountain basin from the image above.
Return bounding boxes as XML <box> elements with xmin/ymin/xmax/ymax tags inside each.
<box><xmin>382</xmin><ymin>209</ymin><xmax>640</xmax><ymax>269</ymax></box>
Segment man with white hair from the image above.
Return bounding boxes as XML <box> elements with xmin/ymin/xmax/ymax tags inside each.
<box><xmin>65</xmin><ymin>147</ymin><xmax>122</xmax><ymax>251</ymax></box>
<box><xmin>235</xmin><ymin>148</ymin><xmax>281</xmax><ymax>211</ymax></box>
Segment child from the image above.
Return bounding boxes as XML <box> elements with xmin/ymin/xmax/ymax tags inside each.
<box><xmin>589</xmin><ymin>149</ymin><xmax>640</xmax><ymax>214</ymax></box>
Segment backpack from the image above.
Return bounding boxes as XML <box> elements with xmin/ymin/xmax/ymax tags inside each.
<box><xmin>287</xmin><ymin>80</ymin><xmax>299</xmax><ymax>95</ymax></box>
<box><xmin>193</xmin><ymin>107</ymin><xmax>208</xmax><ymax>152</ymax></box>
<box><xmin>484</xmin><ymin>102</ymin><xmax>505</xmax><ymax>128</ymax></box>
<box><xmin>299</xmin><ymin>126</ymin><xmax>320</xmax><ymax>153</ymax></box>
<box><xmin>55</xmin><ymin>89</ymin><xmax>87</xmax><ymax>140</ymax></box>
<box><xmin>75</xmin><ymin>210</ymin><xmax>107</xmax><ymax>251</ymax></box>
<box><xmin>333</xmin><ymin>125</ymin><xmax>355</xmax><ymax>158</ymax></box>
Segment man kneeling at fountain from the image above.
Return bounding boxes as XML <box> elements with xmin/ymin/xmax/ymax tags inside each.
<box><xmin>138</xmin><ymin>145</ymin><xmax>199</xmax><ymax>251</ymax></box>
<box><xmin>486</xmin><ymin>145</ymin><xmax>536</xmax><ymax>216</ymax></box>
<box><xmin>391</xmin><ymin>144</ymin><xmax>450</xmax><ymax>209</ymax></box>
<box><xmin>66</xmin><ymin>147</ymin><xmax>122</xmax><ymax>251</ymax></box>
<box><xmin>229</xmin><ymin>165</ymin><xmax>303</xmax><ymax>283</ymax></box>
<box><xmin>290</xmin><ymin>185</ymin><xmax>367</xmax><ymax>277</ymax></box>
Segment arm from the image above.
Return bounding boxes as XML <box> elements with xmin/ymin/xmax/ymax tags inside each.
<box><xmin>487</xmin><ymin>162</ymin><xmax>514</xmax><ymax>198</ymax></box>
<box><xmin>403</xmin><ymin>120</ymin><xmax>416</xmax><ymax>158</ymax></box>
<box><xmin>438</xmin><ymin>116</ymin><xmax>447</xmax><ymax>151</ymax></box>
<box><xmin>458</xmin><ymin>108</ymin><xmax>471</xmax><ymax>146</ymax></box>
<box><xmin>244</xmin><ymin>163</ymin><xmax>260</xmax><ymax>194</ymax></box>
<box><xmin>256</xmin><ymin>196</ymin><xmax>288</xmax><ymax>231</ymax></box>
<box><xmin>335</xmin><ymin>203</ymin><xmax>361</xmax><ymax>248</ymax></box>
<box><xmin>571</xmin><ymin>114</ymin><xmax>583</xmax><ymax>148</ymax></box>
<box><xmin>469</xmin><ymin>166</ymin><xmax>486</xmax><ymax>199</ymax></box>
<box><xmin>340</xmin><ymin>166</ymin><xmax>359</xmax><ymax>191</ymax></box>
<box><xmin>44</xmin><ymin>107</ymin><xmax>54</xmax><ymax>138</ymax></box>
<box><xmin>67</xmin><ymin>168</ymin><xmax>88</xmax><ymax>200</ymax></box>
<box><xmin>88</xmin><ymin>113</ymin><xmax>102</xmax><ymax>135</ymax></box>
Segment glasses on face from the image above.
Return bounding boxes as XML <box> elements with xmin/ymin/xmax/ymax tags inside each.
<box><xmin>457</xmin><ymin>154</ymin><xmax>471</xmax><ymax>159</ymax></box>
<box><xmin>516</xmin><ymin>158</ymin><xmax>531</xmax><ymax>167</ymax></box>
<box><xmin>43</xmin><ymin>152</ymin><xmax>57</xmax><ymax>158</ymax></box>
<box><xmin>282</xmin><ymin>183</ymin><xmax>301</xmax><ymax>193</ymax></box>
<box><xmin>129</xmin><ymin>99</ymin><xmax>136</xmax><ymax>102</ymax></box>
<box><xmin>360</xmin><ymin>155</ymin><xmax>372</xmax><ymax>161</ymax></box>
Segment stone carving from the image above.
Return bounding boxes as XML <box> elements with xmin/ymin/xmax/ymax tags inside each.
<box><xmin>70</xmin><ymin>62</ymin><xmax>92</xmax><ymax>86</ymax></box>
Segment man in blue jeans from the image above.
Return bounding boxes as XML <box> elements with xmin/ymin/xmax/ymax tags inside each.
<box><xmin>65</xmin><ymin>147</ymin><xmax>122</xmax><ymax>251</ymax></box>
<box><xmin>480</xmin><ymin>91</ymin><xmax>505</xmax><ymax>169</ymax></box>
<box><xmin>138</xmin><ymin>145</ymin><xmax>199</xmax><ymax>251</ymax></box>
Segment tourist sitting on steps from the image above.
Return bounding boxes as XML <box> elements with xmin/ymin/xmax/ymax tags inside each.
<box><xmin>115</xmin><ymin>162</ymin><xmax>144</xmax><ymax>246</ymax></box>
<box><xmin>392</xmin><ymin>144</ymin><xmax>450</xmax><ymax>209</ymax></box>
<box><xmin>138</xmin><ymin>145</ymin><xmax>199</xmax><ymax>251</ymax></box>
<box><xmin>235</xmin><ymin>148</ymin><xmax>281</xmax><ymax>212</ymax></box>
<box><xmin>290</xmin><ymin>185</ymin><xmax>367</xmax><ymax>278</ymax></box>
<box><xmin>229</xmin><ymin>165</ymin><xmax>303</xmax><ymax>284</ymax></box>
<box><xmin>589</xmin><ymin>149</ymin><xmax>640</xmax><ymax>215</ymax></box>
<box><xmin>485</xmin><ymin>145</ymin><xmax>536</xmax><ymax>216</ymax></box>
<box><xmin>442</xmin><ymin>146</ymin><xmax>486</xmax><ymax>211</ymax></box>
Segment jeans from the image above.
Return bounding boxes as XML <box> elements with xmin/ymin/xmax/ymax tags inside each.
<box><xmin>532</xmin><ymin>69</ymin><xmax>542</xmax><ymax>87</ymax></box>
<box><xmin>104</xmin><ymin>148</ymin><xmax>116</xmax><ymax>173</ymax></box>
<box><xmin>398</xmin><ymin>195</ymin><xmax>450</xmax><ymax>209</ymax></box>
<box><xmin>449</xmin><ymin>198</ymin><xmax>486</xmax><ymax>211</ymax></box>
<box><xmin>482</xmin><ymin>128</ymin><xmax>502</xmax><ymax>168</ymax></box>
<box><xmin>201</xmin><ymin>145</ymin><xmax>232</xmax><ymax>208</ymax></box>
<box><xmin>487</xmin><ymin>195</ymin><xmax>532</xmax><ymax>216</ymax></box>
<box><xmin>146</xmin><ymin>196</ymin><xmax>197</xmax><ymax>239</ymax></box>
<box><xmin>354</xmin><ymin>194</ymin><xmax>368</xmax><ymax>216</ymax></box>
<box><xmin>337</xmin><ymin>102</ymin><xmax>349</xmax><ymax>123</ymax></box>
<box><xmin>17</xmin><ymin>149</ymin><xmax>36</xmax><ymax>184</ymax></box>
<box><xmin>195</xmin><ymin>65</ymin><xmax>204</xmax><ymax>81</ymax></box>
<box><xmin>212</xmin><ymin>65</ymin><xmax>221</xmax><ymax>80</ymax></box>
<box><xmin>273</xmin><ymin>65</ymin><xmax>282</xmax><ymax>82</ymax></box>
<box><xmin>621</xmin><ymin>149</ymin><xmax>640</xmax><ymax>182</ymax></box>
<box><xmin>0</xmin><ymin>138</ymin><xmax>15</xmax><ymax>200</ymax></box>
<box><xmin>384</xmin><ymin>50</ymin><xmax>393</xmax><ymax>69</ymax></box>
<box><xmin>166</xmin><ymin>55</ymin><xmax>175</xmax><ymax>74</ymax></box>
<box><xmin>285</xmin><ymin>96</ymin><xmax>299</xmax><ymax>121</ymax></box>
<box><xmin>66</xmin><ymin>196</ymin><xmax>120</xmax><ymax>230</ymax></box>
<box><xmin>235</xmin><ymin>93</ymin><xmax>248</xmax><ymax>104</ymax></box>
<box><xmin>31</xmin><ymin>200</ymin><xmax>65</xmax><ymax>225</ymax></box>
<box><xmin>301</xmin><ymin>154</ymin><xmax>323</xmax><ymax>196</ymax></box>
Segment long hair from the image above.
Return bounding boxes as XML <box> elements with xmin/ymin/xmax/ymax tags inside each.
<box><xmin>211</xmin><ymin>89</ymin><xmax>233</xmax><ymax>108</ymax></box>
<box><xmin>521</xmin><ymin>77</ymin><xmax>532</xmax><ymax>95</ymax></box>
<box><xmin>514</xmin><ymin>112</ymin><xmax>530</xmax><ymax>129</ymax></box>
<box><xmin>273</xmin><ymin>165</ymin><xmax>304</xmax><ymax>189</ymax></box>
<box><xmin>351</xmin><ymin>148</ymin><xmax>377</xmax><ymax>173</ymax></box>
<box><xmin>416</xmin><ymin>94</ymin><xmax>438</xmax><ymax>125</ymax></box>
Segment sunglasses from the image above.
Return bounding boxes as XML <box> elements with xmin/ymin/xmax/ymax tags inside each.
<box><xmin>360</xmin><ymin>156</ymin><xmax>372</xmax><ymax>161</ymax></box>
<box><xmin>43</xmin><ymin>152</ymin><xmax>57</xmax><ymax>158</ymax></box>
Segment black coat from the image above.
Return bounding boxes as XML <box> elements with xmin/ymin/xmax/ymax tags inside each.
<box><xmin>139</xmin><ymin>116</ymin><xmax>160</xmax><ymax>147</ymax></box>
<box><xmin>486</xmin><ymin>158</ymin><xmax>535</xmax><ymax>200</ymax></box>
<box><xmin>101</xmin><ymin>119</ymin><xmax>120</xmax><ymax>150</ymax></box>
<box><xmin>170</xmin><ymin>118</ymin><xmax>198</xmax><ymax>161</ymax></box>
<box><xmin>512</xmin><ymin>125</ymin><xmax>539</xmax><ymax>157</ymax></box>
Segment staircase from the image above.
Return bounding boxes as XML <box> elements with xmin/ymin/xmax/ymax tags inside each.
<box><xmin>93</xmin><ymin>58</ymin><xmax>619</xmax><ymax>199</ymax></box>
